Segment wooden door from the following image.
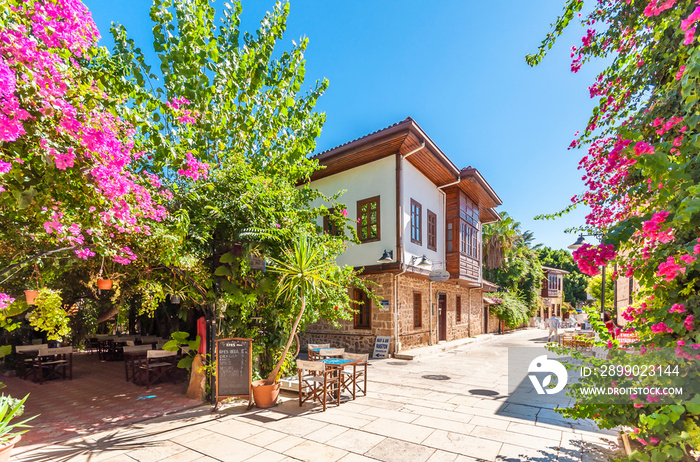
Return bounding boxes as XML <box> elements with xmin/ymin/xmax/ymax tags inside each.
<box><xmin>483</xmin><ymin>306</ymin><xmax>489</xmax><ymax>334</ymax></box>
<box><xmin>438</xmin><ymin>294</ymin><xmax>447</xmax><ymax>341</ymax></box>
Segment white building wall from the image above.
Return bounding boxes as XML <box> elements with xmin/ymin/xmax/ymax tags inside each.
<box><xmin>309</xmin><ymin>156</ymin><xmax>397</xmax><ymax>268</ymax></box>
<box><xmin>402</xmin><ymin>161</ymin><xmax>444</xmax><ymax>270</ymax></box>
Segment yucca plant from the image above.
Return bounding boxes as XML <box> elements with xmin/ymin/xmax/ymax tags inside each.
<box><xmin>263</xmin><ymin>234</ymin><xmax>338</xmax><ymax>385</ymax></box>
<box><xmin>0</xmin><ymin>394</ymin><xmax>36</xmax><ymax>445</ymax></box>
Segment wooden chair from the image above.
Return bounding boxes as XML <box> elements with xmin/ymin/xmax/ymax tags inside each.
<box><xmin>341</xmin><ymin>353</ymin><xmax>368</xmax><ymax>400</ymax></box>
<box><xmin>560</xmin><ymin>332</ymin><xmax>575</xmax><ymax>348</ymax></box>
<box><xmin>33</xmin><ymin>347</ymin><xmax>72</xmax><ymax>384</ymax></box>
<box><xmin>307</xmin><ymin>343</ymin><xmax>330</xmax><ymax>361</ymax></box>
<box><xmin>318</xmin><ymin>348</ymin><xmax>344</xmax><ymax>359</ymax></box>
<box><xmin>134</xmin><ymin>350</ymin><xmax>178</xmax><ymax>389</ymax></box>
<box><xmin>123</xmin><ymin>345</ymin><xmax>154</xmax><ymax>382</ymax></box>
<box><xmin>296</xmin><ymin>359</ymin><xmax>341</xmax><ymax>411</ymax></box>
<box><xmin>15</xmin><ymin>345</ymin><xmax>48</xmax><ymax>380</ymax></box>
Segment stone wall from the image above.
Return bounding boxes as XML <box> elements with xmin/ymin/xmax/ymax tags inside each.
<box><xmin>303</xmin><ymin>271</ymin><xmax>491</xmax><ymax>355</ymax></box>
<box><xmin>396</xmin><ymin>274</ymin><xmax>485</xmax><ymax>350</ymax></box>
<box><xmin>302</xmin><ymin>273</ymin><xmax>395</xmax><ymax>355</ymax></box>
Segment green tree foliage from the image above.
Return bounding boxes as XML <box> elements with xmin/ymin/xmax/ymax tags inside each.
<box><xmin>536</xmin><ymin>247</ymin><xmax>590</xmax><ymax>304</ymax></box>
<box><xmin>585</xmin><ymin>268</ymin><xmax>614</xmax><ymax>313</ymax></box>
<box><xmin>483</xmin><ymin>211</ymin><xmax>544</xmax><ymax>314</ymax></box>
<box><xmin>489</xmin><ymin>291</ymin><xmax>529</xmax><ymax>328</ymax></box>
<box><xmin>105</xmin><ymin>0</ymin><xmax>367</xmax><ymax>377</ymax></box>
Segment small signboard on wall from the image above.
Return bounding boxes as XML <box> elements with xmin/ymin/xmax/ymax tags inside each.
<box><xmin>373</xmin><ymin>336</ymin><xmax>391</xmax><ymax>359</ymax></box>
<box><xmin>378</xmin><ymin>300</ymin><xmax>390</xmax><ymax>311</ymax></box>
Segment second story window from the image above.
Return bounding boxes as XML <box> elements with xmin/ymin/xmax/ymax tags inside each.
<box><xmin>357</xmin><ymin>196</ymin><xmax>380</xmax><ymax>242</ymax></box>
<box><xmin>410</xmin><ymin>199</ymin><xmax>422</xmax><ymax>245</ymax></box>
<box><xmin>548</xmin><ymin>274</ymin><xmax>559</xmax><ymax>291</ymax></box>
<box><xmin>427</xmin><ymin>210</ymin><xmax>437</xmax><ymax>251</ymax></box>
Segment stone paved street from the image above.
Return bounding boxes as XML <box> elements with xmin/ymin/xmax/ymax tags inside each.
<box><xmin>12</xmin><ymin>329</ymin><xmax>622</xmax><ymax>462</ymax></box>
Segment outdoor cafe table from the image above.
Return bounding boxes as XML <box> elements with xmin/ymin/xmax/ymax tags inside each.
<box><xmin>317</xmin><ymin>357</ymin><xmax>361</xmax><ymax>402</ymax></box>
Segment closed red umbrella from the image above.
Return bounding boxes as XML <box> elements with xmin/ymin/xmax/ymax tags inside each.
<box><xmin>197</xmin><ymin>316</ymin><xmax>207</xmax><ymax>355</ymax></box>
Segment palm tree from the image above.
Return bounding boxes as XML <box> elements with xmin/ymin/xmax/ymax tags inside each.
<box><xmin>263</xmin><ymin>234</ymin><xmax>338</xmax><ymax>385</ymax></box>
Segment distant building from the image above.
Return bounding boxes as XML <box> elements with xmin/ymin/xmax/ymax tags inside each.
<box><xmin>539</xmin><ymin>266</ymin><xmax>569</xmax><ymax>318</ymax></box>
<box><xmin>305</xmin><ymin>118</ymin><xmax>502</xmax><ymax>354</ymax></box>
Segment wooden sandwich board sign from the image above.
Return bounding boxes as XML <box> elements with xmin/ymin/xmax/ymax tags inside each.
<box><xmin>215</xmin><ymin>337</ymin><xmax>252</xmax><ymax>408</ymax></box>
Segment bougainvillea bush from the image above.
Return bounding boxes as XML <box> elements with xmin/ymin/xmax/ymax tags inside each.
<box><xmin>0</xmin><ymin>0</ymin><xmax>177</xmax><ymax>326</ymax></box>
<box><xmin>529</xmin><ymin>0</ymin><xmax>700</xmax><ymax>459</ymax></box>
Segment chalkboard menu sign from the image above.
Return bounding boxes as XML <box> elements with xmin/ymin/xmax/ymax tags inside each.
<box><xmin>215</xmin><ymin>338</ymin><xmax>252</xmax><ymax>400</ymax></box>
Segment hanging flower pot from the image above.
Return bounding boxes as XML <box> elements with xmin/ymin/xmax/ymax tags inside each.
<box><xmin>96</xmin><ymin>279</ymin><xmax>113</xmax><ymax>290</ymax></box>
<box><xmin>170</xmin><ymin>295</ymin><xmax>181</xmax><ymax>304</ymax></box>
<box><xmin>24</xmin><ymin>290</ymin><xmax>39</xmax><ymax>305</ymax></box>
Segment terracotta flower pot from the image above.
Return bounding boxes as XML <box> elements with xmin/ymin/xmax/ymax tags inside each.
<box><xmin>0</xmin><ymin>435</ymin><xmax>21</xmax><ymax>462</ymax></box>
<box><xmin>96</xmin><ymin>279</ymin><xmax>113</xmax><ymax>290</ymax></box>
<box><xmin>24</xmin><ymin>290</ymin><xmax>39</xmax><ymax>305</ymax></box>
<box><xmin>251</xmin><ymin>380</ymin><xmax>280</xmax><ymax>408</ymax></box>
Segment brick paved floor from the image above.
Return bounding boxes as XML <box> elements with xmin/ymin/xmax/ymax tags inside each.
<box><xmin>3</xmin><ymin>351</ymin><xmax>202</xmax><ymax>449</ymax></box>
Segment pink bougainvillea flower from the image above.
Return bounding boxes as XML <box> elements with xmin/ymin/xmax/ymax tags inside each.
<box><xmin>669</xmin><ymin>303</ymin><xmax>686</xmax><ymax>313</ymax></box>
<box><xmin>341</xmin><ymin>209</ymin><xmax>348</xmax><ymax>217</ymax></box>
<box><xmin>685</xmin><ymin>315</ymin><xmax>694</xmax><ymax>330</ymax></box>
<box><xmin>0</xmin><ymin>293</ymin><xmax>14</xmax><ymax>311</ymax></box>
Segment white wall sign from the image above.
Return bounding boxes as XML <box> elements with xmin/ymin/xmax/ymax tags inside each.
<box><xmin>378</xmin><ymin>300</ymin><xmax>390</xmax><ymax>311</ymax></box>
<box><xmin>373</xmin><ymin>336</ymin><xmax>391</xmax><ymax>359</ymax></box>
<box><xmin>429</xmin><ymin>269</ymin><xmax>450</xmax><ymax>283</ymax></box>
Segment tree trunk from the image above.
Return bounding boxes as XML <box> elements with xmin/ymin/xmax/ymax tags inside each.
<box><xmin>264</xmin><ymin>296</ymin><xmax>305</xmax><ymax>385</ymax></box>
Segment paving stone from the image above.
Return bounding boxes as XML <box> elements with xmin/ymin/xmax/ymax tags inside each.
<box><xmin>206</xmin><ymin>418</ymin><xmax>267</xmax><ymax>439</ymax></box>
<box><xmin>326</xmin><ymin>428</ymin><xmax>386</xmax><ymax>454</ymax></box>
<box><xmin>360</xmin><ymin>406</ymin><xmax>420</xmax><ymax>423</ymax></box>
<box><xmin>466</xmin><ymin>415</ymin><xmax>511</xmax><ymax>430</ymax></box>
<box><xmin>471</xmin><ymin>426</ymin><xmax>561</xmax><ymax>451</ymax></box>
<box><xmin>119</xmin><ymin>440</ymin><xmax>188</xmax><ymax>462</ymax></box>
<box><xmin>304</xmin><ymin>423</ymin><xmax>350</xmax><ymax>444</ymax></box>
<box><xmin>361</xmin><ymin>419</ymin><xmax>435</xmax><ymax>444</ymax></box>
<box><xmin>497</xmin><ymin>443</ymin><xmax>557</xmax><ymax>461</ymax></box>
<box><xmin>339</xmin><ymin>454</ymin><xmax>382</xmax><ymax>462</ymax></box>
<box><xmin>413</xmin><ymin>415</ymin><xmax>475</xmax><ymax>435</ymax></box>
<box><xmin>507</xmin><ymin>421</ymin><xmax>563</xmax><ymax>441</ymax></box>
<box><xmin>265</xmin><ymin>435</ymin><xmax>307</xmax><ymax>453</ymax></box>
<box><xmin>185</xmin><ymin>431</ymin><xmax>264</xmax><ymax>461</ymax></box>
<box><xmin>283</xmin><ymin>439</ymin><xmax>349</xmax><ymax>462</ymax></box>
<box><xmin>243</xmin><ymin>429</ymin><xmax>289</xmax><ymax>447</ymax></box>
<box><xmin>365</xmin><ymin>437</ymin><xmax>436</xmax><ymax>462</ymax></box>
<box><xmin>241</xmin><ymin>449</ymin><xmax>290</xmax><ymax>462</ymax></box>
<box><xmin>426</xmin><ymin>449</ymin><xmax>459</xmax><ymax>462</ymax></box>
<box><xmin>422</xmin><ymin>430</ymin><xmax>502</xmax><ymax>461</ymax></box>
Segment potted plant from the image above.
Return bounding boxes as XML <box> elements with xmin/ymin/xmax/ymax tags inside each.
<box><xmin>0</xmin><ymin>394</ymin><xmax>35</xmax><ymax>462</ymax></box>
<box><xmin>96</xmin><ymin>256</ymin><xmax>113</xmax><ymax>290</ymax></box>
<box><xmin>253</xmin><ymin>235</ymin><xmax>338</xmax><ymax>408</ymax></box>
<box><xmin>24</xmin><ymin>263</ymin><xmax>41</xmax><ymax>305</ymax></box>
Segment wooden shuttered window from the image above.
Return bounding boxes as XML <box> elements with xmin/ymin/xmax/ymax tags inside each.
<box><xmin>353</xmin><ymin>288</ymin><xmax>371</xmax><ymax>329</ymax></box>
<box><xmin>427</xmin><ymin>210</ymin><xmax>437</xmax><ymax>251</ymax></box>
<box><xmin>413</xmin><ymin>292</ymin><xmax>422</xmax><ymax>328</ymax></box>
<box><xmin>456</xmin><ymin>295</ymin><xmax>461</xmax><ymax>323</ymax></box>
<box><xmin>357</xmin><ymin>196</ymin><xmax>380</xmax><ymax>243</ymax></box>
<box><xmin>410</xmin><ymin>199</ymin><xmax>422</xmax><ymax>245</ymax></box>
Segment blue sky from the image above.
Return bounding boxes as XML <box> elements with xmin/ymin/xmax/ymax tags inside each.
<box><xmin>84</xmin><ymin>0</ymin><xmax>604</xmax><ymax>251</ymax></box>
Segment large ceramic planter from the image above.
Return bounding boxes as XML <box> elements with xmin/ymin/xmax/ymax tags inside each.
<box><xmin>24</xmin><ymin>290</ymin><xmax>39</xmax><ymax>305</ymax></box>
<box><xmin>96</xmin><ymin>279</ymin><xmax>113</xmax><ymax>290</ymax></box>
<box><xmin>0</xmin><ymin>435</ymin><xmax>21</xmax><ymax>462</ymax></box>
<box><xmin>252</xmin><ymin>380</ymin><xmax>280</xmax><ymax>408</ymax></box>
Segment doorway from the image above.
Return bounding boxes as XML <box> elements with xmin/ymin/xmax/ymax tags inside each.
<box><xmin>483</xmin><ymin>306</ymin><xmax>489</xmax><ymax>334</ymax></box>
<box><xmin>438</xmin><ymin>294</ymin><xmax>447</xmax><ymax>341</ymax></box>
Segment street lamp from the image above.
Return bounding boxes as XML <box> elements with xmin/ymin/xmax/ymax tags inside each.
<box><xmin>568</xmin><ymin>233</ymin><xmax>606</xmax><ymax>322</ymax></box>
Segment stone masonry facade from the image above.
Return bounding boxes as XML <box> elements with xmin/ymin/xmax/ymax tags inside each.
<box><xmin>303</xmin><ymin>271</ymin><xmax>488</xmax><ymax>355</ymax></box>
